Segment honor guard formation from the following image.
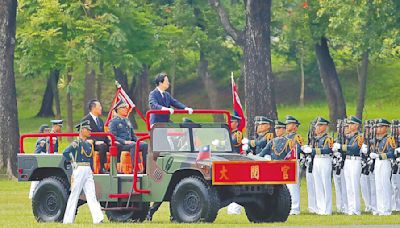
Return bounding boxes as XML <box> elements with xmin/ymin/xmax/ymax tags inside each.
<box><xmin>27</xmin><ymin>73</ymin><xmax>400</xmax><ymax>224</ymax></box>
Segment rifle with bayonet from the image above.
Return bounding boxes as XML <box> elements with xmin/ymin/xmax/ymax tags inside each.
<box><xmin>333</xmin><ymin>119</ymin><xmax>345</xmax><ymax>175</ymax></box>
<box><xmin>391</xmin><ymin>120</ymin><xmax>399</xmax><ymax>174</ymax></box>
<box><xmin>305</xmin><ymin>119</ymin><xmax>317</xmax><ymax>173</ymax></box>
<box><xmin>368</xmin><ymin>120</ymin><xmax>377</xmax><ymax>174</ymax></box>
<box><xmin>361</xmin><ymin>120</ymin><xmax>371</xmax><ymax>175</ymax></box>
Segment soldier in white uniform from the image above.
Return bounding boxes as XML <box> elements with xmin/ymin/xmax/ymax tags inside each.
<box><xmin>302</xmin><ymin>117</ymin><xmax>333</xmax><ymax>215</ymax></box>
<box><xmin>62</xmin><ymin>120</ymin><xmax>104</xmax><ymax>224</ymax></box>
<box><xmin>333</xmin><ymin>116</ymin><xmax>364</xmax><ymax>215</ymax></box>
<box><xmin>285</xmin><ymin>115</ymin><xmax>304</xmax><ymax>215</ymax></box>
<box><xmin>368</xmin><ymin>118</ymin><xmax>395</xmax><ymax>216</ymax></box>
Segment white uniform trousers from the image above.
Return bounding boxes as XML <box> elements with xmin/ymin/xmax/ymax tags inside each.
<box><xmin>360</xmin><ymin>174</ymin><xmax>371</xmax><ymax>212</ymax></box>
<box><xmin>306</xmin><ymin>170</ymin><xmax>317</xmax><ymax>213</ymax></box>
<box><xmin>374</xmin><ymin>159</ymin><xmax>392</xmax><ymax>216</ymax></box>
<box><xmin>391</xmin><ymin>173</ymin><xmax>400</xmax><ymax>211</ymax></box>
<box><xmin>63</xmin><ymin>166</ymin><xmax>104</xmax><ymax>224</ymax></box>
<box><xmin>29</xmin><ymin>181</ymin><xmax>39</xmax><ymax>199</ymax></box>
<box><xmin>312</xmin><ymin>157</ymin><xmax>332</xmax><ymax>215</ymax></box>
<box><xmin>333</xmin><ymin>172</ymin><xmax>347</xmax><ymax>214</ymax></box>
<box><xmin>344</xmin><ymin>159</ymin><xmax>361</xmax><ymax>215</ymax></box>
<box><xmin>287</xmin><ymin>160</ymin><xmax>301</xmax><ymax>214</ymax></box>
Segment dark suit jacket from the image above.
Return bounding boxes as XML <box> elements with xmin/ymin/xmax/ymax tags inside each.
<box><xmin>148</xmin><ymin>88</ymin><xmax>186</xmax><ymax>125</ymax></box>
<box><xmin>81</xmin><ymin>113</ymin><xmax>109</xmax><ymax>144</ymax></box>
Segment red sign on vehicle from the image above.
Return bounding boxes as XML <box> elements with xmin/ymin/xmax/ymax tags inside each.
<box><xmin>212</xmin><ymin>160</ymin><xmax>297</xmax><ymax>185</ymax></box>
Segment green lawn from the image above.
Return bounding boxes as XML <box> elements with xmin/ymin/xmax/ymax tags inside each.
<box><xmin>1</xmin><ymin>177</ymin><xmax>399</xmax><ymax>227</ymax></box>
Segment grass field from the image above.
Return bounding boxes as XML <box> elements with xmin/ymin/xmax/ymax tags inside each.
<box><xmin>1</xmin><ymin>177</ymin><xmax>399</xmax><ymax>227</ymax></box>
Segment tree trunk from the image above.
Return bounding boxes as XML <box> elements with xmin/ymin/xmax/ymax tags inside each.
<box><xmin>315</xmin><ymin>37</ymin><xmax>346</xmax><ymax>126</ymax></box>
<box><xmin>128</xmin><ymin>72</ymin><xmax>138</xmax><ymax>129</ymax></box>
<box><xmin>0</xmin><ymin>0</ymin><xmax>18</xmax><ymax>177</ymax></box>
<box><xmin>299</xmin><ymin>46</ymin><xmax>305</xmax><ymax>107</ymax></box>
<box><xmin>133</xmin><ymin>64</ymin><xmax>150</xmax><ymax>115</ymax></box>
<box><xmin>84</xmin><ymin>64</ymin><xmax>96</xmax><ymax>115</ymax></box>
<box><xmin>50</xmin><ymin>69</ymin><xmax>61</xmax><ymax>119</ymax></box>
<box><xmin>242</xmin><ymin>0</ymin><xmax>277</xmax><ymax>136</ymax></box>
<box><xmin>170</xmin><ymin>58</ymin><xmax>176</xmax><ymax>97</ymax></box>
<box><xmin>113</xmin><ymin>66</ymin><xmax>129</xmax><ymax>91</ymax></box>
<box><xmin>37</xmin><ymin>72</ymin><xmax>55</xmax><ymax>117</ymax></box>
<box><xmin>210</xmin><ymin>0</ymin><xmax>277</xmax><ymax>136</ymax></box>
<box><xmin>66</xmin><ymin>69</ymin><xmax>73</xmax><ymax>141</ymax></box>
<box><xmin>198</xmin><ymin>52</ymin><xmax>224</xmax><ymax>122</ymax></box>
<box><xmin>97</xmin><ymin>61</ymin><xmax>104</xmax><ymax>104</ymax></box>
<box><xmin>356</xmin><ymin>51</ymin><xmax>369</xmax><ymax>120</ymax></box>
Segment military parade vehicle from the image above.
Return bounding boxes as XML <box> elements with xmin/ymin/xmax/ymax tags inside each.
<box><xmin>18</xmin><ymin>109</ymin><xmax>296</xmax><ymax>223</ymax></box>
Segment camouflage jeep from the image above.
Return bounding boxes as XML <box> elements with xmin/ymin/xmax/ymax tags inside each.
<box><xmin>18</xmin><ymin>110</ymin><xmax>295</xmax><ymax>223</ymax></box>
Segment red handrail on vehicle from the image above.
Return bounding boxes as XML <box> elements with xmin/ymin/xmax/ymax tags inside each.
<box><xmin>19</xmin><ymin>132</ymin><xmax>117</xmax><ymax>154</ymax></box>
<box><xmin>133</xmin><ymin>135</ymin><xmax>151</xmax><ymax>194</ymax></box>
<box><xmin>145</xmin><ymin>109</ymin><xmax>232</xmax><ymax>131</ymax></box>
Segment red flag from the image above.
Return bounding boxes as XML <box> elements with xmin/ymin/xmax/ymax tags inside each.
<box><xmin>105</xmin><ymin>82</ymin><xmax>141</xmax><ymax>129</ymax></box>
<box><xmin>284</xmin><ymin>146</ymin><xmax>297</xmax><ymax>160</ymax></box>
<box><xmin>231</xmin><ymin>74</ymin><xmax>246</xmax><ymax>133</ymax></box>
<box><xmin>196</xmin><ymin>145</ymin><xmax>211</xmax><ymax>161</ymax></box>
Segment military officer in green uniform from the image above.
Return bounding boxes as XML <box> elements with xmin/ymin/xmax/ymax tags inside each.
<box><xmin>63</xmin><ymin>120</ymin><xmax>104</xmax><ymax>224</ymax></box>
<box><xmin>230</xmin><ymin>115</ymin><xmax>243</xmax><ymax>153</ymax></box>
<box><xmin>34</xmin><ymin>124</ymin><xmax>50</xmax><ymax>154</ymax></box>
<box><xmin>285</xmin><ymin>115</ymin><xmax>304</xmax><ymax>215</ymax></box>
<box><xmin>258</xmin><ymin>120</ymin><xmax>293</xmax><ymax>160</ymax></box>
<box><xmin>247</xmin><ymin>116</ymin><xmax>274</xmax><ymax>155</ymax></box>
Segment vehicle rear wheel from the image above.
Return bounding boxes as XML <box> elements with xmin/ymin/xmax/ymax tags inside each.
<box><xmin>170</xmin><ymin>176</ymin><xmax>220</xmax><ymax>223</ymax></box>
<box><xmin>32</xmin><ymin>177</ymin><xmax>68</xmax><ymax>222</ymax></box>
<box><xmin>244</xmin><ymin>201</ymin><xmax>273</xmax><ymax>223</ymax></box>
<box><xmin>272</xmin><ymin>185</ymin><xmax>291</xmax><ymax>222</ymax></box>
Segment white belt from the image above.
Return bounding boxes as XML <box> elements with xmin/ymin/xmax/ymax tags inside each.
<box><xmin>76</xmin><ymin>162</ymin><xmax>91</xmax><ymax>166</ymax></box>
<box><xmin>346</xmin><ymin>155</ymin><xmax>361</xmax><ymax>160</ymax></box>
<box><xmin>315</xmin><ymin>154</ymin><xmax>330</xmax><ymax>158</ymax></box>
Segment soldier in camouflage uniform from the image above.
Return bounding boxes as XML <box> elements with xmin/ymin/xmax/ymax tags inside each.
<box><xmin>258</xmin><ymin>121</ymin><xmax>293</xmax><ymax>160</ymax></box>
<box><xmin>285</xmin><ymin>115</ymin><xmax>304</xmax><ymax>215</ymax></box>
<box><xmin>368</xmin><ymin>118</ymin><xmax>395</xmax><ymax>215</ymax></box>
<box><xmin>333</xmin><ymin>116</ymin><xmax>364</xmax><ymax>215</ymax></box>
<box><xmin>302</xmin><ymin>117</ymin><xmax>333</xmax><ymax>215</ymax></box>
<box><xmin>248</xmin><ymin>116</ymin><xmax>274</xmax><ymax>155</ymax></box>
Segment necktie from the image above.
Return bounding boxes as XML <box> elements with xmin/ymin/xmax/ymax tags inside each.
<box><xmin>95</xmin><ymin>117</ymin><xmax>101</xmax><ymax>128</ymax></box>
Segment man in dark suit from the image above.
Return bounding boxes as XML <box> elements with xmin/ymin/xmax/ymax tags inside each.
<box><xmin>148</xmin><ymin>72</ymin><xmax>193</xmax><ymax>126</ymax></box>
<box><xmin>81</xmin><ymin>99</ymin><xmax>109</xmax><ymax>174</ymax></box>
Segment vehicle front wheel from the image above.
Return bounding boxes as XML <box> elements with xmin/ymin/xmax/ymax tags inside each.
<box><xmin>32</xmin><ymin>177</ymin><xmax>68</xmax><ymax>222</ymax></box>
<box><xmin>170</xmin><ymin>176</ymin><xmax>220</xmax><ymax>223</ymax></box>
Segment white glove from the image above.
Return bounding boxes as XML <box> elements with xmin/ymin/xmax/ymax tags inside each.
<box><xmin>184</xmin><ymin>107</ymin><xmax>193</xmax><ymax>114</ymax></box>
<box><xmin>264</xmin><ymin>155</ymin><xmax>272</xmax><ymax>161</ymax></box>
<box><xmin>71</xmin><ymin>162</ymin><xmax>78</xmax><ymax>170</ymax></box>
<box><xmin>369</xmin><ymin>152</ymin><xmax>379</xmax><ymax>159</ymax></box>
<box><xmin>334</xmin><ymin>151</ymin><xmax>341</xmax><ymax>157</ymax></box>
<box><xmin>161</xmin><ymin>107</ymin><xmax>174</xmax><ymax>114</ymax></box>
<box><xmin>395</xmin><ymin>147</ymin><xmax>400</xmax><ymax>155</ymax></box>
<box><xmin>242</xmin><ymin>144</ymin><xmax>249</xmax><ymax>151</ymax></box>
<box><xmin>332</xmin><ymin>143</ymin><xmax>341</xmax><ymax>152</ymax></box>
<box><xmin>361</xmin><ymin>144</ymin><xmax>368</xmax><ymax>154</ymax></box>
<box><xmin>211</xmin><ymin>139</ymin><xmax>220</xmax><ymax>146</ymax></box>
<box><xmin>242</xmin><ymin>137</ymin><xmax>249</xmax><ymax>145</ymax></box>
<box><xmin>303</xmin><ymin>145</ymin><xmax>312</xmax><ymax>154</ymax></box>
<box><xmin>396</xmin><ymin>157</ymin><xmax>400</xmax><ymax>162</ymax></box>
<box><xmin>39</xmin><ymin>140</ymin><xmax>46</xmax><ymax>147</ymax></box>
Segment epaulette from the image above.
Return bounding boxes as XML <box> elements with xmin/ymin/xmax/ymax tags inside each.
<box><xmin>387</xmin><ymin>136</ymin><xmax>396</xmax><ymax>148</ymax></box>
<box><xmin>294</xmin><ymin>134</ymin><xmax>304</xmax><ymax>146</ymax></box>
<box><xmin>355</xmin><ymin>135</ymin><xmax>364</xmax><ymax>147</ymax></box>
<box><xmin>324</xmin><ymin>136</ymin><xmax>334</xmax><ymax>148</ymax></box>
<box><xmin>265</xmin><ymin>132</ymin><xmax>274</xmax><ymax>141</ymax></box>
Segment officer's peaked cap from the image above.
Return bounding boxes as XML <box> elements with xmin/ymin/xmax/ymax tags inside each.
<box><xmin>285</xmin><ymin>115</ymin><xmax>300</xmax><ymax>125</ymax></box>
<box><xmin>75</xmin><ymin>120</ymin><xmax>92</xmax><ymax>131</ymax></box>
<box><xmin>274</xmin><ymin>120</ymin><xmax>286</xmax><ymax>128</ymax></box>
<box><xmin>254</xmin><ymin>116</ymin><xmax>273</xmax><ymax>124</ymax></box>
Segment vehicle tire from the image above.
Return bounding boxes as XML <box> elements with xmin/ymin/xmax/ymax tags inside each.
<box><xmin>130</xmin><ymin>202</ymin><xmax>150</xmax><ymax>222</ymax></box>
<box><xmin>244</xmin><ymin>201</ymin><xmax>273</xmax><ymax>223</ymax></box>
<box><xmin>106</xmin><ymin>202</ymin><xmax>150</xmax><ymax>223</ymax></box>
<box><xmin>170</xmin><ymin>176</ymin><xmax>220</xmax><ymax>223</ymax></box>
<box><xmin>32</xmin><ymin>177</ymin><xmax>68</xmax><ymax>222</ymax></box>
<box><xmin>272</xmin><ymin>185</ymin><xmax>291</xmax><ymax>222</ymax></box>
